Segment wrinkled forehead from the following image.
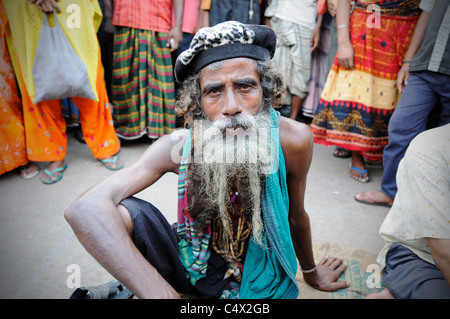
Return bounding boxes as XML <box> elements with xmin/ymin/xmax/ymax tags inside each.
<box><xmin>199</xmin><ymin>58</ymin><xmax>259</xmax><ymax>85</ymax></box>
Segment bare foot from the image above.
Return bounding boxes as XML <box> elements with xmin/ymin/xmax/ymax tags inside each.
<box><xmin>40</xmin><ymin>160</ymin><xmax>67</xmax><ymax>184</ymax></box>
<box><xmin>354</xmin><ymin>190</ymin><xmax>393</xmax><ymax>207</ymax></box>
<box><xmin>365</xmin><ymin>288</ymin><xmax>395</xmax><ymax>299</ymax></box>
<box><xmin>350</xmin><ymin>151</ymin><xmax>369</xmax><ymax>183</ymax></box>
<box><xmin>18</xmin><ymin>163</ymin><xmax>40</xmax><ymax>179</ymax></box>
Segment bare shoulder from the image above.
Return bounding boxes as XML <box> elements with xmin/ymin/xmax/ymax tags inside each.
<box><xmin>279</xmin><ymin>116</ymin><xmax>313</xmax><ymax>175</ymax></box>
<box><xmin>279</xmin><ymin>116</ymin><xmax>313</xmax><ymax>154</ymax></box>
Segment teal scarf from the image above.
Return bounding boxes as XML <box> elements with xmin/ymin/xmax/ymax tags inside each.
<box><xmin>177</xmin><ymin>108</ymin><xmax>299</xmax><ymax>299</ymax></box>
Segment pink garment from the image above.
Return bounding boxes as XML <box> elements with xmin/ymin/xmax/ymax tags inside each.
<box><xmin>113</xmin><ymin>0</ymin><xmax>172</xmax><ymax>32</ymax></box>
<box><xmin>173</xmin><ymin>0</ymin><xmax>200</xmax><ymax>34</ymax></box>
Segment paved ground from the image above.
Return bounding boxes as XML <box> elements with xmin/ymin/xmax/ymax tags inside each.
<box><xmin>0</xmin><ymin>124</ymin><xmax>390</xmax><ymax>299</ymax></box>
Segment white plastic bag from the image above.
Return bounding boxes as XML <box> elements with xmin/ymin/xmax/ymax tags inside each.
<box><xmin>32</xmin><ymin>11</ymin><xmax>95</xmax><ymax>104</ymax></box>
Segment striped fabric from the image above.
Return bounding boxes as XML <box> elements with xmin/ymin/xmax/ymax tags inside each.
<box><xmin>239</xmin><ymin>108</ymin><xmax>299</xmax><ymax>299</ymax></box>
<box><xmin>176</xmin><ymin>108</ymin><xmax>299</xmax><ymax>299</ymax></box>
<box><xmin>176</xmin><ymin>134</ymin><xmax>212</xmax><ymax>285</ymax></box>
<box><xmin>269</xmin><ymin>17</ymin><xmax>313</xmax><ymax>99</ymax></box>
<box><xmin>112</xmin><ymin>26</ymin><xmax>176</xmax><ymax>139</ymax></box>
<box><xmin>112</xmin><ymin>0</ymin><xmax>172</xmax><ymax>33</ymax></box>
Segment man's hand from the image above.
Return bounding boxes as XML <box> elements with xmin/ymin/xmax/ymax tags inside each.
<box><xmin>30</xmin><ymin>0</ymin><xmax>61</xmax><ymax>13</ymax></box>
<box><xmin>396</xmin><ymin>63</ymin><xmax>410</xmax><ymax>94</ymax></box>
<box><xmin>167</xmin><ymin>27</ymin><xmax>183</xmax><ymax>52</ymax></box>
<box><xmin>327</xmin><ymin>0</ymin><xmax>337</xmax><ymax>17</ymax></box>
<box><xmin>303</xmin><ymin>256</ymin><xmax>349</xmax><ymax>291</ymax></box>
<box><xmin>310</xmin><ymin>24</ymin><xmax>321</xmax><ymax>53</ymax></box>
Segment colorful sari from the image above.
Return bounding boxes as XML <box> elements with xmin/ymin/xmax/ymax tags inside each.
<box><xmin>310</xmin><ymin>0</ymin><xmax>420</xmax><ymax>161</ymax></box>
<box><xmin>0</xmin><ymin>3</ymin><xmax>28</xmax><ymax>175</ymax></box>
<box><xmin>4</xmin><ymin>1</ymin><xmax>120</xmax><ymax>162</ymax></box>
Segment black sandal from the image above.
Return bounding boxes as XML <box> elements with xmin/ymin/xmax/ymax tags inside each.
<box><xmin>69</xmin><ymin>280</ymin><xmax>133</xmax><ymax>299</ymax></box>
<box><xmin>333</xmin><ymin>147</ymin><xmax>352</xmax><ymax>158</ymax></box>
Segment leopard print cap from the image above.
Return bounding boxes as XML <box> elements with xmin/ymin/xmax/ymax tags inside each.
<box><xmin>174</xmin><ymin>21</ymin><xmax>276</xmax><ymax>82</ymax></box>
<box><xmin>178</xmin><ymin>21</ymin><xmax>255</xmax><ymax>67</ymax></box>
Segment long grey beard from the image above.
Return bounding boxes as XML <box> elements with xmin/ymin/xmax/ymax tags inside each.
<box><xmin>186</xmin><ymin>112</ymin><xmax>275</xmax><ymax>248</ymax></box>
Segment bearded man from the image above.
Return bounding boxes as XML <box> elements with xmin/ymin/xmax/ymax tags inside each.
<box><xmin>65</xmin><ymin>21</ymin><xmax>348</xmax><ymax>299</ymax></box>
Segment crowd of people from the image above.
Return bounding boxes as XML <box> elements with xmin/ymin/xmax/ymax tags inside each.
<box><xmin>1</xmin><ymin>0</ymin><xmax>448</xmax><ymax>299</ymax></box>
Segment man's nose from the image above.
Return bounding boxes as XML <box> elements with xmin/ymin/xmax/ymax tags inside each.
<box><xmin>222</xmin><ymin>89</ymin><xmax>242</xmax><ymax>116</ymax></box>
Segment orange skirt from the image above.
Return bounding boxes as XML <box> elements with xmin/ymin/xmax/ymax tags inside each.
<box><xmin>0</xmin><ymin>3</ymin><xmax>28</xmax><ymax>175</ymax></box>
<box><xmin>14</xmin><ymin>49</ymin><xmax>120</xmax><ymax>162</ymax></box>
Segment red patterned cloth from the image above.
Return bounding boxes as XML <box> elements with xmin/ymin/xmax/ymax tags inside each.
<box><xmin>310</xmin><ymin>1</ymin><xmax>420</xmax><ymax>161</ymax></box>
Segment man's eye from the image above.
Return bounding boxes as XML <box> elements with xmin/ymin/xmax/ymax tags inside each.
<box><xmin>206</xmin><ymin>88</ymin><xmax>221</xmax><ymax>96</ymax></box>
<box><xmin>238</xmin><ymin>84</ymin><xmax>252</xmax><ymax>91</ymax></box>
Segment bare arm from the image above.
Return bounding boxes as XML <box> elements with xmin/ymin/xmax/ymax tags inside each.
<box><xmin>194</xmin><ymin>0</ymin><xmax>212</xmax><ymax>32</ymax></box>
<box><xmin>397</xmin><ymin>10</ymin><xmax>430</xmax><ymax>93</ymax></box>
<box><xmin>195</xmin><ymin>9</ymin><xmax>210</xmax><ymax>32</ymax></box>
<box><xmin>79</xmin><ymin>130</ymin><xmax>185</xmax><ymax>205</ymax></box>
<box><xmin>64</xmin><ymin>130</ymin><xmax>188</xmax><ymax>298</ymax></box>
<box><xmin>168</xmin><ymin>0</ymin><xmax>184</xmax><ymax>51</ymax></box>
<box><xmin>427</xmin><ymin>238</ymin><xmax>450</xmax><ymax>286</ymax></box>
<box><xmin>336</xmin><ymin>0</ymin><xmax>353</xmax><ymax>69</ymax></box>
<box><xmin>310</xmin><ymin>14</ymin><xmax>323</xmax><ymax>53</ymax></box>
<box><xmin>281</xmin><ymin>117</ymin><xmax>348</xmax><ymax>291</ymax></box>
<box><xmin>103</xmin><ymin>0</ymin><xmax>114</xmax><ymax>35</ymax></box>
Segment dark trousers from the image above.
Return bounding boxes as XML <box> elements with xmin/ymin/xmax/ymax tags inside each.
<box><xmin>120</xmin><ymin>197</ymin><xmax>232</xmax><ymax>298</ymax></box>
<box><xmin>381</xmin><ymin>71</ymin><xmax>450</xmax><ymax>198</ymax></box>
<box><xmin>383</xmin><ymin>244</ymin><xmax>450</xmax><ymax>299</ymax></box>
<box><xmin>209</xmin><ymin>0</ymin><xmax>261</xmax><ymax>26</ymax></box>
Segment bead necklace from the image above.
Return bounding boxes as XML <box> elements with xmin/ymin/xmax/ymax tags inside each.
<box><xmin>211</xmin><ymin>191</ymin><xmax>251</xmax><ymax>283</ymax></box>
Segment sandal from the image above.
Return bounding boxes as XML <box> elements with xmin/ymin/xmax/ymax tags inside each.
<box><xmin>99</xmin><ymin>155</ymin><xmax>124</xmax><ymax>171</ymax></box>
<box><xmin>333</xmin><ymin>147</ymin><xmax>352</xmax><ymax>158</ymax></box>
<box><xmin>69</xmin><ymin>280</ymin><xmax>133</xmax><ymax>299</ymax></box>
<box><xmin>40</xmin><ymin>164</ymin><xmax>67</xmax><ymax>184</ymax></box>
<box><xmin>349</xmin><ymin>163</ymin><xmax>369</xmax><ymax>183</ymax></box>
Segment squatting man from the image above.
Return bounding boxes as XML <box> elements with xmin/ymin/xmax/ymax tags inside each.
<box><xmin>65</xmin><ymin>21</ymin><xmax>348</xmax><ymax>299</ymax></box>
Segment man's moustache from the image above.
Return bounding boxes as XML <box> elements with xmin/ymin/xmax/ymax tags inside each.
<box><xmin>210</xmin><ymin>115</ymin><xmax>258</xmax><ymax>132</ymax></box>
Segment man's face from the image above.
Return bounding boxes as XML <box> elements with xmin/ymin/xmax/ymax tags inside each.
<box><xmin>187</xmin><ymin>59</ymin><xmax>268</xmax><ymax>244</ymax></box>
<box><xmin>199</xmin><ymin>57</ymin><xmax>263</xmax><ymax>132</ymax></box>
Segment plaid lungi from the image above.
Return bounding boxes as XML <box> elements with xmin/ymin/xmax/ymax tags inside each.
<box><xmin>112</xmin><ymin>26</ymin><xmax>176</xmax><ymax>139</ymax></box>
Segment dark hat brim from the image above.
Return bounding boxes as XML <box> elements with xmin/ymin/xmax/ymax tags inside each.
<box><xmin>174</xmin><ymin>22</ymin><xmax>276</xmax><ymax>83</ymax></box>
<box><xmin>174</xmin><ymin>42</ymin><xmax>271</xmax><ymax>82</ymax></box>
